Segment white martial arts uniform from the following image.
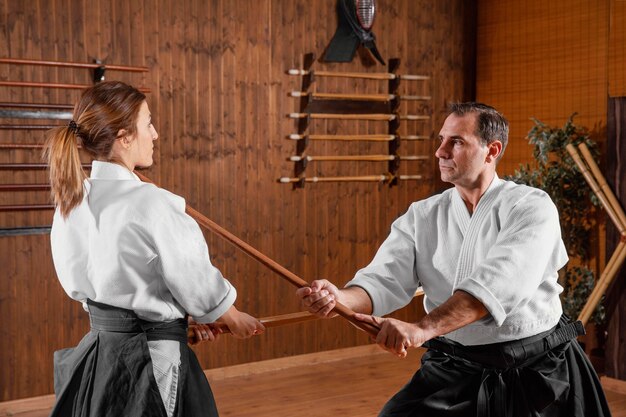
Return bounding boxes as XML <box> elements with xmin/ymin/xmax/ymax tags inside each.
<box><xmin>51</xmin><ymin>161</ymin><xmax>236</xmax><ymax>416</ymax></box>
<box><xmin>346</xmin><ymin>175</ymin><xmax>568</xmax><ymax>346</ymax></box>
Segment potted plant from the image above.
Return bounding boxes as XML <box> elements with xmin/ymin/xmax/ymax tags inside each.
<box><xmin>506</xmin><ymin>114</ymin><xmax>605</xmax><ymax>327</ymax></box>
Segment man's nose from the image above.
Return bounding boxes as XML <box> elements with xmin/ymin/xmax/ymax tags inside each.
<box><xmin>435</xmin><ymin>141</ymin><xmax>449</xmax><ymax>159</ymax></box>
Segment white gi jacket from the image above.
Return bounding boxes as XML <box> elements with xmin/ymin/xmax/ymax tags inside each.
<box><xmin>346</xmin><ymin>176</ymin><xmax>568</xmax><ymax>346</ymax></box>
<box><xmin>51</xmin><ymin>161</ymin><xmax>237</xmax><ymax>415</ymax></box>
<box><xmin>51</xmin><ymin>161</ymin><xmax>236</xmax><ymax>322</ymax></box>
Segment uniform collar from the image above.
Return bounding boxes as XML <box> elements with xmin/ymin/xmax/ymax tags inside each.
<box><xmin>90</xmin><ymin>161</ymin><xmax>140</xmax><ymax>181</ymax></box>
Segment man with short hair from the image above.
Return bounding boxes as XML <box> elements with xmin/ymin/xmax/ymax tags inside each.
<box><xmin>297</xmin><ymin>103</ymin><xmax>610</xmax><ymax>416</ymax></box>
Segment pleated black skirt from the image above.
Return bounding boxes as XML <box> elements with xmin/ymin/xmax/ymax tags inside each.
<box><xmin>378</xmin><ymin>316</ymin><xmax>611</xmax><ymax>417</ymax></box>
<box><xmin>50</xmin><ymin>300</ymin><xmax>219</xmax><ymax>417</ymax></box>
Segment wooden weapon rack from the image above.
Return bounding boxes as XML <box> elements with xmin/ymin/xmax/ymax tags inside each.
<box><xmin>0</xmin><ymin>58</ymin><xmax>149</xmax><ymax>234</ymax></box>
<box><xmin>281</xmin><ymin>53</ymin><xmax>432</xmax><ymax>188</ymax></box>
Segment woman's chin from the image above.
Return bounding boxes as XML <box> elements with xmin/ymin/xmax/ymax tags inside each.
<box><xmin>136</xmin><ymin>160</ymin><xmax>154</xmax><ymax>169</ymax></box>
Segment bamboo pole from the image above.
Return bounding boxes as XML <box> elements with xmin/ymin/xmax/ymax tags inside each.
<box><xmin>578</xmin><ymin>241</ymin><xmax>626</xmax><ymax>325</ymax></box>
<box><xmin>577</xmin><ymin>143</ymin><xmax>626</xmax><ymax>228</ymax></box>
<box><xmin>135</xmin><ymin>172</ymin><xmax>380</xmax><ymax>337</ymax></box>
<box><xmin>565</xmin><ymin>144</ymin><xmax>626</xmax><ymax>235</ymax></box>
<box><xmin>0</xmin><ymin>57</ymin><xmax>148</xmax><ymax>72</ymax></box>
<box><xmin>566</xmin><ymin>143</ymin><xmax>626</xmax><ymax>326</ymax></box>
<box><xmin>287</xmin><ymin>69</ymin><xmax>429</xmax><ymax>81</ymax></box>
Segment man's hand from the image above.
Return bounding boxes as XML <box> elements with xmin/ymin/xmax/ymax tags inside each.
<box><xmin>296</xmin><ymin>279</ymin><xmax>340</xmax><ymax>318</ymax></box>
<box><xmin>355</xmin><ymin>314</ymin><xmax>427</xmax><ymax>358</ymax></box>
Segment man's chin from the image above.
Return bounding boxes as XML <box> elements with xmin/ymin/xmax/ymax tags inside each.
<box><xmin>439</xmin><ymin>173</ymin><xmax>454</xmax><ymax>183</ymax></box>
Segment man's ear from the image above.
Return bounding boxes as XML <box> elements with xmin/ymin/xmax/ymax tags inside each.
<box><xmin>486</xmin><ymin>140</ymin><xmax>503</xmax><ymax>163</ymax></box>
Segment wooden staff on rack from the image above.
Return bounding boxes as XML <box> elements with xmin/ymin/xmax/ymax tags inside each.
<box><xmin>0</xmin><ymin>108</ymin><xmax>73</xmax><ymax>120</ymax></box>
<box><xmin>0</xmin><ymin>102</ymin><xmax>74</xmax><ymax>109</ymax></box>
<box><xmin>288</xmin><ymin>113</ymin><xmax>430</xmax><ymax>121</ymax></box>
<box><xmin>566</xmin><ymin>143</ymin><xmax>626</xmax><ymax>326</ymax></box>
<box><xmin>288</xmin><ymin>134</ymin><xmax>430</xmax><ymax>141</ymax></box>
<box><xmin>0</xmin><ymin>163</ymin><xmax>90</xmax><ymax>170</ymax></box>
<box><xmin>0</xmin><ymin>143</ymin><xmax>45</xmax><ymax>149</ymax></box>
<box><xmin>287</xmin><ymin>69</ymin><xmax>429</xmax><ymax>81</ymax></box>
<box><xmin>289</xmin><ymin>155</ymin><xmax>429</xmax><ymax>162</ymax></box>
<box><xmin>0</xmin><ymin>184</ymin><xmax>50</xmax><ymax>191</ymax></box>
<box><xmin>289</xmin><ymin>91</ymin><xmax>431</xmax><ymax>102</ymax></box>
<box><xmin>279</xmin><ymin>174</ymin><xmax>423</xmax><ymax>183</ymax></box>
<box><xmin>0</xmin><ymin>81</ymin><xmax>151</xmax><ymax>93</ymax></box>
<box><xmin>0</xmin><ymin>204</ymin><xmax>54</xmax><ymax>211</ymax></box>
<box><xmin>0</xmin><ymin>125</ymin><xmax>59</xmax><ymax>130</ymax></box>
<box><xmin>0</xmin><ymin>57</ymin><xmax>149</xmax><ymax>72</ymax></box>
<box><xmin>134</xmin><ymin>172</ymin><xmax>380</xmax><ymax>337</ymax></box>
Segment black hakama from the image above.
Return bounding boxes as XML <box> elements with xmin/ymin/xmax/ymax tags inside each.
<box><xmin>378</xmin><ymin>316</ymin><xmax>611</xmax><ymax>417</ymax></box>
<box><xmin>50</xmin><ymin>300</ymin><xmax>219</xmax><ymax>417</ymax></box>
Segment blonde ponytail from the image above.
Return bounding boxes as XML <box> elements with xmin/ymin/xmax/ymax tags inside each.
<box><xmin>44</xmin><ymin>123</ymin><xmax>87</xmax><ymax>218</ymax></box>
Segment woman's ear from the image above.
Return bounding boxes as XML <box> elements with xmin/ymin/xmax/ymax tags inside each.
<box><xmin>117</xmin><ymin>129</ymin><xmax>132</xmax><ymax>148</ymax></box>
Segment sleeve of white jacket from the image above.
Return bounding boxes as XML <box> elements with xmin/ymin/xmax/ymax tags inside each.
<box><xmin>345</xmin><ymin>206</ymin><xmax>420</xmax><ymax>317</ymax></box>
<box><xmin>147</xmin><ymin>189</ymin><xmax>237</xmax><ymax>323</ymax></box>
<box><xmin>454</xmin><ymin>192</ymin><xmax>567</xmax><ymax>326</ymax></box>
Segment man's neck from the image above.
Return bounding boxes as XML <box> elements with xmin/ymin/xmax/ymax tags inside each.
<box><xmin>455</xmin><ymin>172</ymin><xmax>496</xmax><ymax>215</ymax></box>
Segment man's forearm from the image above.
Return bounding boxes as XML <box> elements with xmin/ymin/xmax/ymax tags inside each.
<box><xmin>338</xmin><ymin>286</ymin><xmax>374</xmax><ymax>315</ymax></box>
<box><xmin>417</xmin><ymin>290</ymin><xmax>488</xmax><ymax>341</ymax></box>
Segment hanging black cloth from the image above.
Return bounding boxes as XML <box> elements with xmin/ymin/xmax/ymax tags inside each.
<box><xmin>378</xmin><ymin>316</ymin><xmax>612</xmax><ymax>417</ymax></box>
<box><xmin>50</xmin><ymin>300</ymin><xmax>219</xmax><ymax>417</ymax></box>
<box><xmin>323</xmin><ymin>0</ymin><xmax>385</xmax><ymax>65</ymax></box>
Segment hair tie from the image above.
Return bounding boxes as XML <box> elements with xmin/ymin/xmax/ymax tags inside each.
<box><xmin>68</xmin><ymin>120</ymin><xmax>80</xmax><ymax>135</ymax></box>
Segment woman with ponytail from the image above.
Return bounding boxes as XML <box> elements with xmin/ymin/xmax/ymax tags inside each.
<box><xmin>46</xmin><ymin>81</ymin><xmax>264</xmax><ymax>417</ymax></box>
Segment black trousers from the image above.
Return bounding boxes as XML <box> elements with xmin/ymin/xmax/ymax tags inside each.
<box><xmin>50</xmin><ymin>300</ymin><xmax>219</xmax><ymax>417</ymax></box>
<box><xmin>379</xmin><ymin>316</ymin><xmax>611</xmax><ymax>417</ymax></box>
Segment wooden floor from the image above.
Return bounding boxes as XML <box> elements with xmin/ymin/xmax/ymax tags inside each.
<box><xmin>2</xmin><ymin>345</ymin><xmax>626</xmax><ymax>417</ymax></box>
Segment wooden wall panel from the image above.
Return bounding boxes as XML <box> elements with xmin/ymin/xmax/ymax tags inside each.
<box><xmin>0</xmin><ymin>0</ymin><xmax>476</xmax><ymax>400</ymax></box>
<box><xmin>609</xmin><ymin>0</ymin><xmax>626</xmax><ymax>97</ymax></box>
<box><xmin>476</xmin><ymin>0</ymin><xmax>609</xmax><ymax>176</ymax></box>
<box><xmin>606</xmin><ymin>98</ymin><xmax>626</xmax><ymax>380</ymax></box>
<box><xmin>476</xmin><ymin>0</ymin><xmax>626</xmax><ymax>379</ymax></box>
